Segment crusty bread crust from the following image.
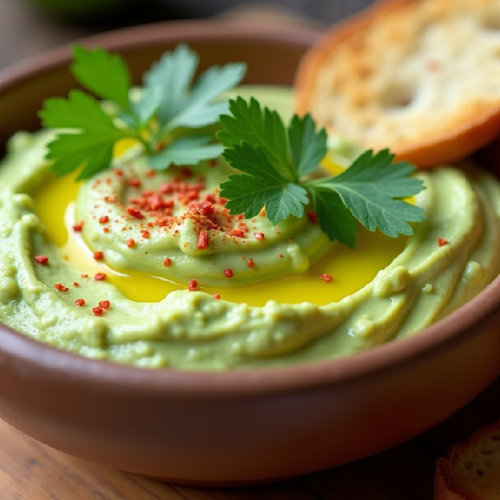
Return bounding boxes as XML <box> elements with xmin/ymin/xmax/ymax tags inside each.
<box><xmin>295</xmin><ymin>0</ymin><xmax>500</xmax><ymax>167</ymax></box>
<box><xmin>434</xmin><ymin>420</ymin><xmax>500</xmax><ymax>500</ymax></box>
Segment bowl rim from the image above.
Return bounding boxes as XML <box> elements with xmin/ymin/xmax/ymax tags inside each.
<box><xmin>1</xmin><ymin>19</ymin><xmax>499</xmax><ymax>397</ymax></box>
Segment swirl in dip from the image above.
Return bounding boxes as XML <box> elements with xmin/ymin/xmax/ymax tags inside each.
<box><xmin>0</xmin><ymin>88</ymin><xmax>499</xmax><ymax>369</ymax></box>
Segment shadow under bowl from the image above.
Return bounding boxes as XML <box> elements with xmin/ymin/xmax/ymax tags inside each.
<box><xmin>0</xmin><ymin>20</ymin><xmax>500</xmax><ymax>486</ymax></box>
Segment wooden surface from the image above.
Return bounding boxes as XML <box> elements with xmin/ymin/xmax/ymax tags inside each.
<box><xmin>1</xmin><ymin>375</ymin><xmax>500</xmax><ymax>499</ymax></box>
<box><xmin>1</xmin><ymin>1</ymin><xmax>500</xmax><ymax>498</ymax></box>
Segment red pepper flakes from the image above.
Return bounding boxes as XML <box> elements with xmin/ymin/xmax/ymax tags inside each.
<box><xmin>127</xmin><ymin>207</ymin><xmax>144</xmax><ymax>219</ymax></box>
<box><xmin>34</xmin><ymin>255</ymin><xmax>49</xmax><ymax>265</ymax></box>
<box><xmin>81</xmin><ymin>274</ymin><xmax>89</xmax><ymax>278</ymax></box>
<box><xmin>279</xmin><ymin>254</ymin><xmax>284</xmax><ymax>258</ymax></box>
<box><xmin>254</xmin><ymin>232</ymin><xmax>264</xmax><ymax>241</ymax></box>
<box><xmin>93</xmin><ymin>251</ymin><xmax>104</xmax><ymax>261</ymax></box>
<box><xmin>145</xmin><ymin>168</ymin><xmax>155</xmax><ymax>177</ymax></box>
<box><xmin>141</xmin><ymin>230</ymin><xmax>150</xmax><ymax>239</ymax></box>
<box><xmin>160</xmin><ymin>183</ymin><xmax>173</xmax><ymax>194</ymax></box>
<box><xmin>128</xmin><ymin>178</ymin><xmax>141</xmax><ymax>188</ymax></box>
<box><xmin>197</xmin><ymin>231</ymin><xmax>208</xmax><ymax>250</ymax></box>
<box><xmin>55</xmin><ymin>283</ymin><xmax>68</xmax><ymax>292</ymax></box>
<box><xmin>219</xmin><ymin>197</ymin><xmax>228</xmax><ymax>205</ymax></box>
<box><xmin>308</xmin><ymin>211</ymin><xmax>319</xmax><ymax>224</ymax></box>
<box><xmin>163</xmin><ymin>258</ymin><xmax>171</xmax><ymax>267</ymax></box>
<box><xmin>114</xmin><ymin>168</ymin><xmax>123</xmax><ymax>177</ymax></box>
<box><xmin>74</xmin><ymin>298</ymin><xmax>85</xmax><ymax>307</ymax></box>
<box><xmin>213</xmin><ymin>293</ymin><xmax>221</xmax><ymax>300</ymax></box>
<box><xmin>224</xmin><ymin>269</ymin><xmax>234</xmax><ymax>278</ymax></box>
<box><xmin>103</xmin><ymin>227</ymin><xmax>110</xmax><ymax>233</ymax></box>
<box><xmin>438</xmin><ymin>238</ymin><xmax>448</xmax><ymax>247</ymax></box>
<box><xmin>127</xmin><ymin>238</ymin><xmax>135</xmax><ymax>248</ymax></box>
<box><xmin>197</xmin><ymin>201</ymin><xmax>214</xmax><ymax>216</ymax></box>
<box><xmin>320</xmin><ymin>274</ymin><xmax>333</xmax><ymax>283</ymax></box>
<box><xmin>73</xmin><ymin>282</ymin><xmax>79</xmax><ymax>287</ymax></box>
<box><xmin>204</xmin><ymin>193</ymin><xmax>216</xmax><ymax>203</ymax></box>
<box><xmin>259</xmin><ymin>208</ymin><xmax>266</xmax><ymax>217</ymax></box>
<box><xmin>209</xmin><ymin>159</ymin><xmax>217</xmax><ymax>167</ymax></box>
<box><xmin>247</xmin><ymin>258</ymin><xmax>255</xmax><ymax>269</ymax></box>
<box><xmin>181</xmin><ymin>167</ymin><xmax>193</xmax><ymax>178</ymax></box>
<box><xmin>99</xmin><ymin>300</ymin><xmax>110</xmax><ymax>309</ymax></box>
<box><xmin>73</xmin><ymin>222</ymin><xmax>84</xmax><ymax>232</ymax></box>
<box><xmin>94</xmin><ymin>272</ymin><xmax>107</xmax><ymax>281</ymax></box>
<box><xmin>99</xmin><ymin>215</ymin><xmax>109</xmax><ymax>224</ymax></box>
<box><xmin>92</xmin><ymin>306</ymin><xmax>103</xmax><ymax>316</ymax></box>
<box><xmin>188</xmin><ymin>279</ymin><xmax>198</xmax><ymax>291</ymax></box>
<box><xmin>231</xmin><ymin>229</ymin><xmax>245</xmax><ymax>238</ymax></box>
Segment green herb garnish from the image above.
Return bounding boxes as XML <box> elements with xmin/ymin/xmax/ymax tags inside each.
<box><xmin>218</xmin><ymin>97</ymin><xmax>426</xmax><ymax>247</ymax></box>
<box><xmin>39</xmin><ymin>44</ymin><xmax>246</xmax><ymax>180</ymax></box>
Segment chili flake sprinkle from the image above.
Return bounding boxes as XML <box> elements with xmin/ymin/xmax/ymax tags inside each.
<box><xmin>141</xmin><ymin>230</ymin><xmax>150</xmax><ymax>239</ymax></box>
<box><xmin>93</xmin><ymin>251</ymin><xmax>104</xmax><ymax>260</ymax></box>
<box><xmin>254</xmin><ymin>232</ymin><xmax>264</xmax><ymax>241</ymax></box>
<box><xmin>92</xmin><ymin>306</ymin><xmax>103</xmax><ymax>316</ymax></box>
<box><xmin>34</xmin><ymin>255</ymin><xmax>49</xmax><ymax>265</ymax></box>
<box><xmin>188</xmin><ymin>279</ymin><xmax>198</xmax><ymax>291</ymax></box>
<box><xmin>81</xmin><ymin>273</ymin><xmax>89</xmax><ymax>278</ymax></box>
<box><xmin>213</xmin><ymin>294</ymin><xmax>221</xmax><ymax>300</ymax></box>
<box><xmin>74</xmin><ymin>298</ymin><xmax>85</xmax><ymax>307</ymax></box>
<box><xmin>99</xmin><ymin>215</ymin><xmax>109</xmax><ymax>224</ymax></box>
<box><xmin>127</xmin><ymin>238</ymin><xmax>135</xmax><ymax>248</ymax></box>
<box><xmin>320</xmin><ymin>274</ymin><xmax>333</xmax><ymax>283</ymax></box>
<box><xmin>99</xmin><ymin>300</ymin><xmax>110</xmax><ymax>309</ymax></box>
<box><xmin>163</xmin><ymin>258</ymin><xmax>171</xmax><ymax>267</ymax></box>
<box><xmin>197</xmin><ymin>230</ymin><xmax>208</xmax><ymax>250</ymax></box>
<box><xmin>224</xmin><ymin>269</ymin><xmax>234</xmax><ymax>278</ymax></box>
<box><xmin>73</xmin><ymin>222</ymin><xmax>84</xmax><ymax>232</ymax></box>
<box><xmin>438</xmin><ymin>238</ymin><xmax>448</xmax><ymax>247</ymax></box>
<box><xmin>94</xmin><ymin>272</ymin><xmax>107</xmax><ymax>281</ymax></box>
<box><xmin>73</xmin><ymin>282</ymin><xmax>79</xmax><ymax>287</ymax></box>
<box><xmin>247</xmin><ymin>258</ymin><xmax>255</xmax><ymax>269</ymax></box>
<box><xmin>127</xmin><ymin>207</ymin><xmax>144</xmax><ymax>219</ymax></box>
<box><xmin>308</xmin><ymin>211</ymin><xmax>319</xmax><ymax>224</ymax></box>
<box><xmin>55</xmin><ymin>283</ymin><xmax>68</xmax><ymax>292</ymax></box>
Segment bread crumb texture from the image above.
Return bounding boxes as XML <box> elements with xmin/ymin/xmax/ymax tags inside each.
<box><xmin>435</xmin><ymin>420</ymin><xmax>500</xmax><ymax>499</ymax></box>
<box><xmin>300</xmin><ymin>0</ymin><xmax>500</xmax><ymax>157</ymax></box>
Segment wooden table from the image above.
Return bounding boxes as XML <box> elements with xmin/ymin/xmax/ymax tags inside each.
<box><xmin>1</xmin><ymin>1</ymin><xmax>500</xmax><ymax>498</ymax></box>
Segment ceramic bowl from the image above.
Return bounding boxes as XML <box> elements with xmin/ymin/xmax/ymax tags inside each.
<box><xmin>1</xmin><ymin>20</ymin><xmax>500</xmax><ymax>487</ymax></box>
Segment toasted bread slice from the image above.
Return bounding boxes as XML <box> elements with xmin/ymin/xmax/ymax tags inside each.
<box><xmin>295</xmin><ymin>0</ymin><xmax>500</xmax><ymax>167</ymax></box>
<box><xmin>434</xmin><ymin>420</ymin><xmax>500</xmax><ymax>500</ymax></box>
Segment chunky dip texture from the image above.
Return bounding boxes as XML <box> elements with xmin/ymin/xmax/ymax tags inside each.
<box><xmin>0</xmin><ymin>87</ymin><xmax>499</xmax><ymax>369</ymax></box>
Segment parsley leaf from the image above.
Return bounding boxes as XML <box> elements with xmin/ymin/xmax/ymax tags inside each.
<box><xmin>220</xmin><ymin>142</ymin><xmax>308</xmax><ymax>223</ymax></box>
<box><xmin>310</xmin><ymin>188</ymin><xmax>359</xmax><ymax>248</ymax></box>
<box><xmin>308</xmin><ymin>150</ymin><xmax>426</xmax><ymax>238</ymax></box>
<box><xmin>39</xmin><ymin>90</ymin><xmax>129</xmax><ymax>179</ymax></box>
<box><xmin>288</xmin><ymin>114</ymin><xmax>327</xmax><ymax>177</ymax></box>
<box><xmin>219</xmin><ymin>97</ymin><xmax>426</xmax><ymax>247</ymax></box>
<box><xmin>143</xmin><ymin>44</ymin><xmax>247</xmax><ymax>134</ymax></box>
<box><xmin>72</xmin><ymin>45</ymin><xmax>133</xmax><ymax>115</ymax></box>
<box><xmin>40</xmin><ymin>44</ymin><xmax>247</xmax><ymax>180</ymax></box>
<box><xmin>148</xmin><ymin>136</ymin><xmax>223</xmax><ymax>170</ymax></box>
<box><xmin>218</xmin><ymin>97</ymin><xmax>293</xmax><ymax>180</ymax></box>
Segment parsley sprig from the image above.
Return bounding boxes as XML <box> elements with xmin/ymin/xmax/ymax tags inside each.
<box><xmin>218</xmin><ymin>97</ymin><xmax>426</xmax><ymax>248</ymax></box>
<box><xmin>39</xmin><ymin>44</ymin><xmax>246</xmax><ymax>180</ymax></box>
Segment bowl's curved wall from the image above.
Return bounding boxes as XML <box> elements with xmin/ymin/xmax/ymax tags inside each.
<box><xmin>0</xmin><ymin>20</ymin><xmax>499</xmax><ymax>485</ymax></box>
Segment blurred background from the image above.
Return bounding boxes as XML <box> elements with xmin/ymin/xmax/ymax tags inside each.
<box><xmin>0</xmin><ymin>0</ymin><xmax>376</xmax><ymax>69</ymax></box>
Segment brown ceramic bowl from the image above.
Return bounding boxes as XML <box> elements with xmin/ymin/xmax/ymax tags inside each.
<box><xmin>1</xmin><ymin>20</ymin><xmax>500</xmax><ymax>487</ymax></box>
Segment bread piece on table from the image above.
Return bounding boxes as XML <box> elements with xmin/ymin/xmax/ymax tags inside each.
<box><xmin>295</xmin><ymin>0</ymin><xmax>500</xmax><ymax>167</ymax></box>
<box><xmin>434</xmin><ymin>420</ymin><xmax>500</xmax><ymax>500</ymax></box>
